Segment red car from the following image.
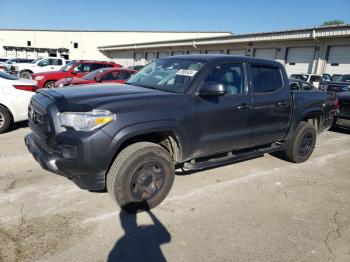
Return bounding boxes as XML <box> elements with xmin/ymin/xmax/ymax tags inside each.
<box><xmin>54</xmin><ymin>68</ymin><xmax>137</xmax><ymax>87</ymax></box>
<box><xmin>32</xmin><ymin>60</ymin><xmax>121</xmax><ymax>88</ymax></box>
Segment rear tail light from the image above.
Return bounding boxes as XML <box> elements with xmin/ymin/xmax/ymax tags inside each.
<box><xmin>13</xmin><ymin>85</ymin><xmax>39</xmax><ymax>92</ymax></box>
<box><xmin>334</xmin><ymin>96</ymin><xmax>340</xmax><ymax>111</ymax></box>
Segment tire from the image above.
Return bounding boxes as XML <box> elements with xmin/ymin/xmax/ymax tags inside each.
<box><xmin>44</xmin><ymin>81</ymin><xmax>55</xmax><ymax>88</ymax></box>
<box><xmin>107</xmin><ymin>142</ymin><xmax>175</xmax><ymax>213</ymax></box>
<box><xmin>20</xmin><ymin>71</ymin><xmax>32</xmax><ymax>79</ymax></box>
<box><xmin>0</xmin><ymin>106</ymin><xmax>12</xmax><ymax>134</ymax></box>
<box><xmin>284</xmin><ymin>122</ymin><xmax>316</xmax><ymax>163</ymax></box>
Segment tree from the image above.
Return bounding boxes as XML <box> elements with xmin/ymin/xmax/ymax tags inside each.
<box><xmin>323</xmin><ymin>20</ymin><xmax>345</xmax><ymax>26</ymax></box>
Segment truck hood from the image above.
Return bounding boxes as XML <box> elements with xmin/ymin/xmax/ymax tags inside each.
<box><xmin>37</xmin><ymin>83</ymin><xmax>174</xmax><ymax>111</ymax></box>
<box><xmin>32</xmin><ymin>70</ymin><xmax>66</xmax><ymax>77</ymax></box>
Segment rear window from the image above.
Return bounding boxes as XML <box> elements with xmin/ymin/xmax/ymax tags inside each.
<box><xmin>252</xmin><ymin>66</ymin><xmax>283</xmax><ymax>93</ymax></box>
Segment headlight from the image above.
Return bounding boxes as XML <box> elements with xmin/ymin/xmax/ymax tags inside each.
<box><xmin>35</xmin><ymin>76</ymin><xmax>44</xmax><ymax>81</ymax></box>
<box><xmin>58</xmin><ymin>110</ymin><xmax>115</xmax><ymax>131</ymax></box>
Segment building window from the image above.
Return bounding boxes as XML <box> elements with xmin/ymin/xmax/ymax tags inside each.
<box><xmin>74</xmin><ymin>43</ymin><xmax>78</xmax><ymax>48</ymax></box>
<box><xmin>27</xmin><ymin>41</ymin><xmax>31</xmax><ymax>47</ymax></box>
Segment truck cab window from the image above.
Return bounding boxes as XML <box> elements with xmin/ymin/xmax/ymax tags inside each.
<box><xmin>252</xmin><ymin>66</ymin><xmax>282</xmax><ymax>93</ymax></box>
<box><xmin>205</xmin><ymin>63</ymin><xmax>244</xmax><ymax>95</ymax></box>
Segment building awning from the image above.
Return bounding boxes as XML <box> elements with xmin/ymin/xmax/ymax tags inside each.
<box><xmin>98</xmin><ymin>24</ymin><xmax>350</xmax><ymax>51</ymax></box>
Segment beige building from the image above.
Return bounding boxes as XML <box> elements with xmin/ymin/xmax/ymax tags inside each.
<box><xmin>0</xmin><ymin>29</ymin><xmax>232</xmax><ymax>60</ymax></box>
<box><xmin>98</xmin><ymin>24</ymin><xmax>350</xmax><ymax>75</ymax></box>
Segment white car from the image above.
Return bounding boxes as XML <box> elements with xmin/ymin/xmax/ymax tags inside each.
<box><xmin>0</xmin><ymin>71</ymin><xmax>38</xmax><ymax>133</ymax></box>
<box><xmin>289</xmin><ymin>74</ymin><xmax>322</xmax><ymax>88</ymax></box>
<box><xmin>13</xmin><ymin>57</ymin><xmax>66</xmax><ymax>79</ymax></box>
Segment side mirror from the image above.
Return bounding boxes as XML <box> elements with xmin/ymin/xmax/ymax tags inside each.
<box><xmin>95</xmin><ymin>76</ymin><xmax>101</xmax><ymax>82</ymax></box>
<box><xmin>199</xmin><ymin>82</ymin><xmax>226</xmax><ymax>96</ymax></box>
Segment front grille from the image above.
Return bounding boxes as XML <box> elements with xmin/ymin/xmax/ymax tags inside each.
<box><xmin>28</xmin><ymin>101</ymin><xmax>50</xmax><ymax>139</ymax></box>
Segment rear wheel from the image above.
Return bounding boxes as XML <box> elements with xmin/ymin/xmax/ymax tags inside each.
<box><xmin>44</xmin><ymin>81</ymin><xmax>55</xmax><ymax>88</ymax></box>
<box><xmin>20</xmin><ymin>71</ymin><xmax>32</xmax><ymax>79</ymax></box>
<box><xmin>107</xmin><ymin>142</ymin><xmax>175</xmax><ymax>213</ymax></box>
<box><xmin>0</xmin><ymin>106</ymin><xmax>12</xmax><ymax>134</ymax></box>
<box><xmin>284</xmin><ymin>122</ymin><xmax>316</xmax><ymax>163</ymax></box>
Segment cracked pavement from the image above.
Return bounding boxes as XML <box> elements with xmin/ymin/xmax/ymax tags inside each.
<box><xmin>0</xmin><ymin>126</ymin><xmax>350</xmax><ymax>262</ymax></box>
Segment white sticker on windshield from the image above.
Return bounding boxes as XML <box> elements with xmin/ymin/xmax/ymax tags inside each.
<box><xmin>176</xmin><ymin>69</ymin><xmax>198</xmax><ymax>77</ymax></box>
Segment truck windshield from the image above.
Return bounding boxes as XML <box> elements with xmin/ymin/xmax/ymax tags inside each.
<box><xmin>31</xmin><ymin>58</ymin><xmax>42</xmax><ymax>64</ymax></box>
<box><xmin>60</xmin><ymin>62</ymin><xmax>75</xmax><ymax>72</ymax></box>
<box><xmin>126</xmin><ymin>58</ymin><xmax>205</xmax><ymax>93</ymax></box>
<box><xmin>83</xmin><ymin>69</ymin><xmax>105</xmax><ymax>80</ymax></box>
<box><xmin>332</xmin><ymin>74</ymin><xmax>350</xmax><ymax>82</ymax></box>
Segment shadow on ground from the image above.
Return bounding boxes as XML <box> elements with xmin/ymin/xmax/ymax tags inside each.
<box><xmin>108</xmin><ymin>204</ymin><xmax>171</xmax><ymax>262</ymax></box>
<box><xmin>8</xmin><ymin>121</ymin><xmax>28</xmax><ymax>133</ymax></box>
<box><xmin>328</xmin><ymin>125</ymin><xmax>350</xmax><ymax>135</ymax></box>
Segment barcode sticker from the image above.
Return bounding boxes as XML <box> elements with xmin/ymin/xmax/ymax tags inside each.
<box><xmin>176</xmin><ymin>69</ymin><xmax>198</xmax><ymax>77</ymax></box>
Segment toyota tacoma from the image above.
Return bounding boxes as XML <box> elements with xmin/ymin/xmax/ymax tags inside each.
<box><xmin>25</xmin><ymin>55</ymin><xmax>336</xmax><ymax>212</ymax></box>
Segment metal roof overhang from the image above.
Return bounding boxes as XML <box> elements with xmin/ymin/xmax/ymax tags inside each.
<box><xmin>98</xmin><ymin>25</ymin><xmax>350</xmax><ymax>52</ymax></box>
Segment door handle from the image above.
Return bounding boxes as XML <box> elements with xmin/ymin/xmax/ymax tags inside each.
<box><xmin>277</xmin><ymin>101</ymin><xmax>289</xmax><ymax>108</ymax></box>
<box><xmin>236</xmin><ymin>103</ymin><xmax>251</xmax><ymax>110</ymax></box>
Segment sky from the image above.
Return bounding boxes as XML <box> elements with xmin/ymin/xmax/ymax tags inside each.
<box><xmin>0</xmin><ymin>0</ymin><xmax>349</xmax><ymax>34</ymax></box>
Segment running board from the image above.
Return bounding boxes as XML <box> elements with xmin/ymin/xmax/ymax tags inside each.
<box><xmin>183</xmin><ymin>144</ymin><xmax>284</xmax><ymax>171</ymax></box>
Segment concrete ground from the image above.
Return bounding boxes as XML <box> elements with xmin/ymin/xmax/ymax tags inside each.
<box><xmin>0</xmin><ymin>125</ymin><xmax>349</xmax><ymax>262</ymax></box>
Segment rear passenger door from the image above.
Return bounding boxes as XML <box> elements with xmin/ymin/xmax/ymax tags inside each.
<box><xmin>249</xmin><ymin>64</ymin><xmax>292</xmax><ymax>146</ymax></box>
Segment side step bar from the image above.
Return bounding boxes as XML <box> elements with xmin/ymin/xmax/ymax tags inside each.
<box><xmin>183</xmin><ymin>144</ymin><xmax>284</xmax><ymax>171</ymax></box>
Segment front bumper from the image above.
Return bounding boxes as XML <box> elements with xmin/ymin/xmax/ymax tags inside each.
<box><xmin>24</xmin><ymin>133</ymin><xmax>108</xmax><ymax>190</ymax></box>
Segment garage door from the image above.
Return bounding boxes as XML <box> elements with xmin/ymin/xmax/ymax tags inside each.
<box><xmin>172</xmin><ymin>51</ymin><xmax>185</xmax><ymax>56</ymax></box>
<box><xmin>228</xmin><ymin>49</ymin><xmax>246</xmax><ymax>56</ymax></box>
<box><xmin>37</xmin><ymin>51</ymin><xmax>46</xmax><ymax>58</ymax></box>
<box><xmin>206</xmin><ymin>50</ymin><xmax>223</xmax><ymax>54</ymax></box>
<box><xmin>188</xmin><ymin>50</ymin><xmax>201</xmax><ymax>54</ymax></box>
<box><xmin>254</xmin><ymin>48</ymin><xmax>277</xmax><ymax>60</ymax></box>
<box><xmin>325</xmin><ymin>46</ymin><xmax>350</xmax><ymax>75</ymax></box>
<box><xmin>146</xmin><ymin>52</ymin><xmax>156</xmax><ymax>62</ymax></box>
<box><xmin>285</xmin><ymin>47</ymin><xmax>315</xmax><ymax>75</ymax></box>
<box><xmin>158</xmin><ymin>51</ymin><xmax>169</xmax><ymax>58</ymax></box>
<box><xmin>6</xmin><ymin>50</ymin><xmax>14</xmax><ymax>57</ymax></box>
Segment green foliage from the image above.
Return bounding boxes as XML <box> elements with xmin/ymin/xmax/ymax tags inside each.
<box><xmin>323</xmin><ymin>20</ymin><xmax>345</xmax><ymax>26</ymax></box>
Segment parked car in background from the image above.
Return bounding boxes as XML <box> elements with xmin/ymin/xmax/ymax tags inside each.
<box><xmin>12</xmin><ymin>57</ymin><xmax>67</xmax><ymax>79</ymax></box>
<box><xmin>32</xmin><ymin>60</ymin><xmax>122</xmax><ymax>88</ymax></box>
<box><xmin>128</xmin><ymin>65</ymin><xmax>144</xmax><ymax>71</ymax></box>
<box><xmin>319</xmin><ymin>74</ymin><xmax>350</xmax><ymax>93</ymax></box>
<box><xmin>289</xmin><ymin>78</ymin><xmax>317</xmax><ymax>91</ymax></box>
<box><xmin>25</xmin><ymin>55</ymin><xmax>337</xmax><ymax>212</ymax></box>
<box><xmin>0</xmin><ymin>72</ymin><xmax>38</xmax><ymax>133</ymax></box>
<box><xmin>54</xmin><ymin>67</ymin><xmax>137</xmax><ymax>87</ymax></box>
<box><xmin>0</xmin><ymin>58</ymin><xmax>34</xmax><ymax>73</ymax></box>
<box><xmin>0</xmin><ymin>58</ymin><xmax>10</xmax><ymax>63</ymax></box>
<box><xmin>290</xmin><ymin>74</ymin><xmax>322</xmax><ymax>88</ymax></box>
<box><xmin>333</xmin><ymin>91</ymin><xmax>350</xmax><ymax>128</ymax></box>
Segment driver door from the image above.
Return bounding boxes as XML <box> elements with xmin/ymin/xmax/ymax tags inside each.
<box><xmin>191</xmin><ymin>62</ymin><xmax>252</xmax><ymax>158</ymax></box>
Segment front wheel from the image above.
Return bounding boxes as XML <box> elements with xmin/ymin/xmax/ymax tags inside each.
<box><xmin>0</xmin><ymin>106</ymin><xmax>12</xmax><ymax>134</ymax></box>
<box><xmin>44</xmin><ymin>81</ymin><xmax>55</xmax><ymax>88</ymax></box>
<box><xmin>284</xmin><ymin>122</ymin><xmax>316</xmax><ymax>163</ymax></box>
<box><xmin>107</xmin><ymin>142</ymin><xmax>175</xmax><ymax>213</ymax></box>
<box><xmin>20</xmin><ymin>71</ymin><xmax>32</xmax><ymax>79</ymax></box>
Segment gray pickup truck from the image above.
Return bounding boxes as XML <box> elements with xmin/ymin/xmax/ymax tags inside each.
<box><xmin>25</xmin><ymin>55</ymin><xmax>336</xmax><ymax>212</ymax></box>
